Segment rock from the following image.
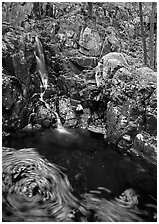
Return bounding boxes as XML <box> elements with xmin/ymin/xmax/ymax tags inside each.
<box><xmin>100</xmin><ymin>27</ymin><xmax>121</xmax><ymax>57</ymax></box>
<box><xmin>49</xmin><ymin>43</ymin><xmax>60</xmax><ymax>55</ymax></box>
<box><xmin>135</xmin><ymin>67</ymin><xmax>157</xmax><ymax>87</ymax></box>
<box><xmin>131</xmin><ymin>67</ymin><xmax>157</xmax><ymax>135</ymax></box>
<box><xmin>12</xmin><ymin>50</ymin><xmax>31</xmax><ymax>86</ymax></box>
<box><xmin>88</xmin><ymin>124</ymin><xmax>106</xmax><ymax>135</ymax></box>
<box><xmin>59</xmin><ymin>75</ymin><xmax>79</xmax><ymax>97</ymax></box>
<box><xmin>78</xmin><ymin>108</ymin><xmax>91</xmax><ymax>129</ymax></box>
<box><xmin>79</xmin><ymin>27</ymin><xmax>101</xmax><ymax>56</ymax></box>
<box><xmin>79</xmin><ymin>84</ymin><xmax>99</xmax><ymax>104</ymax></box>
<box><xmin>76</xmin><ymin>104</ymin><xmax>83</xmax><ymax>113</ymax></box>
<box><xmin>59</xmin><ymin>72</ymin><xmax>88</xmax><ymax>100</ymax></box>
<box><xmin>145</xmin><ymin>113</ymin><xmax>157</xmax><ymax>136</ymax></box>
<box><xmin>109</xmin><ymin>68</ymin><xmax>132</xmax><ymax>103</ymax></box>
<box><xmin>58</xmin><ymin>96</ymin><xmax>78</xmax><ymax>128</ymax></box>
<box><xmin>117</xmin><ymin>134</ymin><xmax>133</xmax><ymax>151</ymax></box>
<box><xmin>2</xmin><ymin>29</ymin><xmax>37</xmax><ymax>99</ymax></box>
<box><xmin>131</xmin><ymin>132</ymin><xmax>157</xmax><ymax>165</ymax></box>
<box><xmin>65</xmin><ymin>30</ymin><xmax>76</xmax><ymax>48</ymax></box>
<box><xmin>113</xmin><ymin>67</ymin><xmax>132</xmax><ymax>82</ymax></box>
<box><xmin>2</xmin><ymin>73</ymin><xmax>29</xmax><ymax>132</ymax></box>
<box><xmin>104</xmin><ymin>65</ymin><xmax>157</xmax><ymax>150</ymax></box>
<box><xmin>148</xmin><ymin>88</ymin><xmax>157</xmax><ymax>114</ymax></box>
<box><xmin>2</xmin><ymin>32</ymin><xmax>20</xmax><ymax>74</ymax></box>
<box><xmin>30</xmin><ymin>96</ymin><xmax>57</xmax><ymax>129</ymax></box>
<box><xmin>95</xmin><ymin>52</ymin><xmax>129</xmax><ymax>88</ymax></box>
<box><xmin>105</xmin><ymin>101</ymin><xmax>138</xmax><ymax>146</ymax></box>
<box><xmin>55</xmin><ymin>33</ymin><xmax>67</xmax><ymax>49</ymax></box>
<box><xmin>62</xmin><ymin>60</ymin><xmax>81</xmax><ymax>74</ymax></box>
<box><xmin>70</xmin><ymin>56</ymin><xmax>98</xmax><ymax>70</ymax></box>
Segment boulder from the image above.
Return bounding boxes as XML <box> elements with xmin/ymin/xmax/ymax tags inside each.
<box><xmin>79</xmin><ymin>27</ymin><xmax>101</xmax><ymax>56</ymax></box>
<box><xmin>95</xmin><ymin>52</ymin><xmax>129</xmax><ymax>88</ymax></box>
<box><xmin>100</xmin><ymin>63</ymin><xmax>157</xmax><ymax>154</ymax></box>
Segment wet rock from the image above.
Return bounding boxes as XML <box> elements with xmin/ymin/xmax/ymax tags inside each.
<box><xmin>117</xmin><ymin>134</ymin><xmax>133</xmax><ymax>151</ymax></box>
<box><xmin>30</xmin><ymin>97</ymin><xmax>57</xmax><ymax>129</ymax></box>
<box><xmin>76</xmin><ymin>104</ymin><xmax>83</xmax><ymax>114</ymax></box>
<box><xmin>105</xmin><ymin>101</ymin><xmax>138</xmax><ymax>147</ymax></box>
<box><xmin>79</xmin><ymin>27</ymin><xmax>101</xmax><ymax>56</ymax></box>
<box><xmin>145</xmin><ymin>113</ymin><xmax>157</xmax><ymax>136</ymax></box>
<box><xmin>131</xmin><ymin>132</ymin><xmax>157</xmax><ymax>165</ymax></box>
<box><xmin>88</xmin><ymin>123</ymin><xmax>106</xmax><ymax>135</ymax></box>
<box><xmin>58</xmin><ymin>96</ymin><xmax>78</xmax><ymax>128</ymax></box>
<box><xmin>77</xmin><ymin>108</ymin><xmax>91</xmax><ymax>129</ymax></box>
<box><xmin>2</xmin><ymin>74</ymin><xmax>29</xmax><ymax>132</ymax></box>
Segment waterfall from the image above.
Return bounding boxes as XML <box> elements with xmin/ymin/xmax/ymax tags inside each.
<box><xmin>34</xmin><ymin>36</ymin><xmax>48</xmax><ymax>96</ymax></box>
<box><xmin>34</xmin><ymin>36</ymin><xmax>69</xmax><ymax>133</ymax></box>
<box><xmin>53</xmin><ymin>111</ymin><xmax>71</xmax><ymax>134</ymax></box>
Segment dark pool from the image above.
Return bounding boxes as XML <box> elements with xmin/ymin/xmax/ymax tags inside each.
<box><xmin>2</xmin><ymin>127</ymin><xmax>157</xmax><ymax>221</ymax></box>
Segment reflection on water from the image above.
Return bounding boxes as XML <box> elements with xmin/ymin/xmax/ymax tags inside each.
<box><xmin>2</xmin><ymin>128</ymin><xmax>157</xmax><ymax>221</ymax></box>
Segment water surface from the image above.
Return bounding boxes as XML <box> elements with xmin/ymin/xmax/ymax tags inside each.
<box><xmin>3</xmin><ymin>128</ymin><xmax>157</xmax><ymax>221</ymax></box>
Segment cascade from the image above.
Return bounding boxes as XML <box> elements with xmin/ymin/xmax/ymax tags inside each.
<box><xmin>34</xmin><ymin>36</ymin><xmax>48</xmax><ymax>91</ymax></box>
<box><xmin>34</xmin><ymin>36</ymin><xmax>49</xmax><ymax>105</ymax></box>
<box><xmin>34</xmin><ymin>36</ymin><xmax>69</xmax><ymax>133</ymax></box>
